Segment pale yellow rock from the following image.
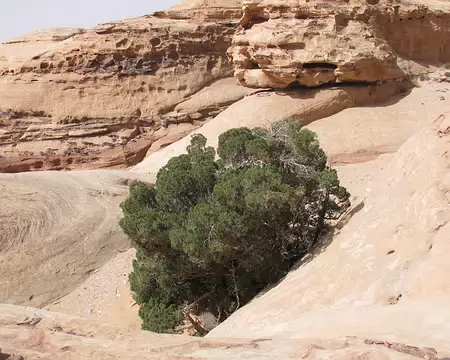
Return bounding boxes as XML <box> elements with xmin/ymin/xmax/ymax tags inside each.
<box><xmin>134</xmin><ymin>81</ymin><xmax>412</xmax><ymax>177</ymax></box>
<box><xmin>175</xmin><ymin>78</ymin><xmax>256</xmax><ymax>114</ymax></box>
<box><xmin>172</xmin><ymin>0</ymin><xmax>243</xmax><ymax>10</ymax></box>
<box><xmin>0</xmin><ymin>170</ymin><xmax>151</xmax><ymax>308</ymax></box>
<box><xmin>307</xmin><ymin>82</ymin><xmax>450</xmax><ymax>164</ymax></box>
<box><xmin>45</xmin><ymin>249</ymin><xmax>139</xmax><ymax>330</ymax></box>
<box><xmin>1</xmin><ymin>2</ymin><xmax>450</xmax><ymax>359</ymax></box>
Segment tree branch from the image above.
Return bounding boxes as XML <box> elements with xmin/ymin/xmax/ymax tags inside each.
<box><xmin>186</xmin><ymin>313</ymin><xmax>207</xmax><ymax>334</ymax></box>
<box><xmin>182</xmin><ymin>287</ymin><xmax>215</xmax><ymax>312</ymax></box>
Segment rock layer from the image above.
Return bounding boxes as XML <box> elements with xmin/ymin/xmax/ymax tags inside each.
<box><xmin>1</xmin><ymin>79</ymin><xmax>449</xmax><ymax>360</ymax></box>
<box><xmin>0</xmin><ymin>5</ymin><xmax>243</xmax><ymax>172</ymax></box>
<box><xmin>2</xmin><ymin>0</ymin><xmax>449</xmax><ymax>172</ymax></box>
<box><xmin>230</xmin><ymin>0</ymin><xmax>450</xmax><ymax>88</ymax></box>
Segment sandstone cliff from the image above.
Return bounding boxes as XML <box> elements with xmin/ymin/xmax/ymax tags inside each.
<box><xmin>1</xmin><ymin>0</ymin><xmax>449</xmax><ymax>172</ymax></box>
<box><xmin>0</xmin><ymin>3</ymin><xmax>246</xmax><ymax>172</ymax></box>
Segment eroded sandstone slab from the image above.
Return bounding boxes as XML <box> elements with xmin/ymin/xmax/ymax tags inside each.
<box><xmin>210</xmin><ymin>112</ymin><xmax>450</xmax><ymax>351</ymax></box>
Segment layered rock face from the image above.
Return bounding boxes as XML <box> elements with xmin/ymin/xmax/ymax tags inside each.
<box><xmin>1</xmin><ymin>1</ymin><xmax>450</xmax><ymax>358</ymax></box>
<box><xmin>0</xmin><ymin>3</ymin><xmax>244</xmax><ymax>172</ymax></box>
<box><xmin>2</xmin><ymin>0</ymin><xmax>448</xmax><ymax>172</ymax></box>
<box><xmin>230</xmin><ymin>0</ymin><xmax>450</xmax><ymax>88</ymax></box>
<box><xmin>1</xmin><ymin>84</ymin><xmax>449</xmax><ymax>360</ymax></box>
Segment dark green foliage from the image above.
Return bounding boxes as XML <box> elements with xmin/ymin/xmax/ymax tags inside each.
<box><xmin>156</xmin><ymin>134</ymin><xmax>217</xmax><ymax>214</ymax></box>
<box><xmin>120</xmin><ymin>121</ymin><xmax>350</xmax><ymax>333</ymax></box>
<box><xmin>217</xmin><ymin>127</ymin><xmax>256</xmax><ymax>165</ymax></box>
<box><xmin>139</xmin><ymin>298</ymin><xmax>183</xmax><ymax>333</ymax></box>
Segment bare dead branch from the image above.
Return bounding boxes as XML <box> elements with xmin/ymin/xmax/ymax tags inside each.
<box><xmin>186</xmin><ymin>313</ymin><xmax>207</xmax><ymax>334</ymax></box>
<box><xmin>182</xmin><ymin>287</ymin><xmax>216</xmax><ymax>312</ymax></box>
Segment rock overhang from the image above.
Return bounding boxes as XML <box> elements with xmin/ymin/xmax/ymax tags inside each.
<box><xmin>229</xmin><ymin>0</ymin><xmax>450</xmax><ymax>88</ymax></box>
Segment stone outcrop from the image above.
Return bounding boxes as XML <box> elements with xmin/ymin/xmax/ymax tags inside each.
<box><xmin>0</xmin><ymin>3</ymin><xmax>244</xmax><ymax>172</ymax></box>
<box><xmin>133</xmin><ymin>79</ymin><xmax>413</xmax><ymax>177</ymax></box>
<box><xmin>229</xmin><ymin>0</ymin><xmax>450</xmax><ymax>88</ymax></box>
<box><xmin>1</xmin><ymin>85</ymin><xmax>449</xmax><ymax>360</ymax></box>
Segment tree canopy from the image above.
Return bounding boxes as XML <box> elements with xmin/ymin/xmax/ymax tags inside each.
<box><xmin>120</xmin><ymin>120</ymin><xmax>350</xmax><ymax>334</ymax></box>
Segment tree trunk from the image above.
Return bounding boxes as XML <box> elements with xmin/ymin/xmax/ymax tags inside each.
<box><xmin>313</xmin><ymin>190</ymin><xmax>329</xmax><ymax>244</ymax></box>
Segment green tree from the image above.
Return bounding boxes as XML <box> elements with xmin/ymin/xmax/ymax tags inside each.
<box><xmin>120</xmin><ymin>120</ymin><xmax>350</xmax><ymax>333</ymax></box>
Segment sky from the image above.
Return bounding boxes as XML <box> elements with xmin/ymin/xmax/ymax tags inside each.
<box><xmin>0</xmin><ymin>0</ymin><xmax>180</xmax><ymax>43</ymax></box>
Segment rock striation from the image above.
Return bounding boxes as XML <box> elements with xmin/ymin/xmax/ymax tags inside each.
<box><xmin>1</xmin><ymin>82</ymin><xmax>449</xmax><ymax>360</ymax></box>
<box><xmin>0</xmin><ymin>170</ymin><xmax>150</xmax><ymax>308</ymax></box>
<box><xmin>1</xmin><ymin>0</ymin><xmax>448</xmax><ymax>172</ymax></box>
<box><xmin>229</xmin><ymin>0</ymin><xmax>450</xmax><ymax>88</ymax></box>
<box><xmin>1</xmin><ymin>2</ymin><xmax>450</xmax><ymax>358</ymax></box>
<box><xmin>0</xmin><ymin>3</ymin><xmax>245</xmax><ymax>172</ymax></box>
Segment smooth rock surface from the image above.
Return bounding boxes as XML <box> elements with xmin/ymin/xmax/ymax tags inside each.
<box><xmin>0</xmin><ymin>170</ymin><xmax>150</xmax><ymax>307</ymax></box>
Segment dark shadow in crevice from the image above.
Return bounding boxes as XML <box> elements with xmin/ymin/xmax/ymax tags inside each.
<box><xmin>303</xmin><ymin>62</ymin><xmax>338</xmax><ymax>70</ymax></box>
<box><xmin>291</xmin><ymin>200</ymin><xmax>366</xmax><ymax>271</ymax></box>
<box><xmin>253</xmin><ymin>200</ymin><xmax>365</xmax><ymax>300</ymax></box>
<box><xmin>254</xmin><ymin>78</ymin><xmax>414</xmax><ymax>109</ymax></box>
